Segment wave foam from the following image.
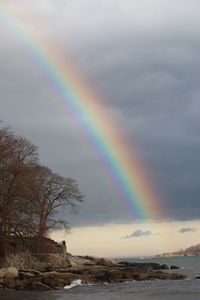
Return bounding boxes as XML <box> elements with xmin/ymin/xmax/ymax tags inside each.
<box><xmin>64</xmin><ymin>279</ymin><xmax>82</xmax><ymax>290</ymax></box>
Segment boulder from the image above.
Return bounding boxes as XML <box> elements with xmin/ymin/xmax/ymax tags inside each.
<box><xmin>148</xmin><ymin>272</ymin><xmax>171</xmax><ymax>280</ymax></box>
<box><xmin>0</xmin><ymin>267</ymin><xmax>18</xmax><ymax>280</ymax></box>
<box><xmin>12</xmin><ymin>276</ymin><xmax>42</xmax><ymax>289</ymax></box>
<box><xmin>138</xmin><ymin>273</ymin><xmax>150</xmax><ymax>280</ymax></box>
<box><xmin>96</xmin><ymin>258</ymin><xmax>118</xmax><ymax>267</ymax></box>
<box><xmin>42</xmin><ymin>277</ymin><xmax>67</xmax><ymax>288</ymax></box>
<box><xmin>107</xmin><ymin>270</ymin><xmax>125</xmax><ymax>281</ymax></box>
<box><xmin>40</xmin><ymin>271</ymin><xmax>80</xmax><ymax>281</ymax></box>
<box><xmin>148</xmin><ymin>272</ymin><xmax>186</xmax><ymax>280</ymax></box>
<box><xmin>93</xmin><ymin>270</ymin><xmax>109</xmax><ymax>281</ymax></box>
<box><xmin>81</xmin><ymin>274</ymin><xmax>99</xmax><ymax>284</ymax></box>
<box><xmin>67</xmin><ymin>255</ymin><xmax>95</xmax><ymax>267</ymax></box>
<box><xmin>123</xmin><ymin>271</ymin><xmax>138</xmax><ymax>280</ymax></box>
<box><xmin>170</xmin><ymin>265</ymin><xmax>180</xmax><ymax>270</ymax></box>
<box><xmin>63</xmin><ymin>266</ymin><xmax>94</xmax><ymax>275</ymax></box>
<box><xmin>160</xmin><ymin>264</ymin><xmax>169</xmax><ymax>270</ymax></box>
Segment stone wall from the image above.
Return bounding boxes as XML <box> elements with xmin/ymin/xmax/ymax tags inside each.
<box><xmin>0</xmin><ymin>235</ymin><xmax>66</xmax><ymax>259</ymax></box>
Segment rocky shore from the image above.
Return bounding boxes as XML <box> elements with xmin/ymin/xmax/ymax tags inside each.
<box><xmin>0</xmin><ymin>254</ymin><xmax>186</xmax><ymax>290</ymax></box>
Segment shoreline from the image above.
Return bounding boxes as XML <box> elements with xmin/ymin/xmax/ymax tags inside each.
<box><xmin>0</xmin><ymin>254</ymin><xmax>186</xmax><ymax>290</ymax></box>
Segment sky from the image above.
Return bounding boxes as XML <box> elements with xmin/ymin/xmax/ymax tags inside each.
<box><xmin>0</xmin><ymin>0</ymin><xmax>200</xmax><ymax>257</ymax></box>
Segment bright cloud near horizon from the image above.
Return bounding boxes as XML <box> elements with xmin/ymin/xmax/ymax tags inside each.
<box><xmin>51</xmin><ymin>220</ymin><xmax>200</xmax><ymax>258</ymax></box>
<box><xmin>1</xmin><ymin>0</ymin><xmax>200</xmax><ymax>257</ymax></box>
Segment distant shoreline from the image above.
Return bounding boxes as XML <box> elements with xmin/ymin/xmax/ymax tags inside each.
<box><xmin>152</xmin><ymin>242</ymin><xmax>200</xmax><ymax>258</ymax></box>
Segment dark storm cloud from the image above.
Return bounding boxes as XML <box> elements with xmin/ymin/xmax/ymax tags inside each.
<box><xmin>121</xmin><ymin>229</ymin><xmax>152</xmax><ymax>239</ymax></box>
<box><xmin>179</xmin><ymin>228</ymin><xmax>196</xmax><ymax>234</ymax></box>
<box><xmin>1</xmin><ymin>0</ymin><xmax>200</xmax><ymax>225</ymax></box>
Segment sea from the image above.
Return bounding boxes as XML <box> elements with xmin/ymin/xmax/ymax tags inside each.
<box><xmin>1</xmin><ymin>256</ymin><xmax>200</xmax><ymax>300</ymax></box>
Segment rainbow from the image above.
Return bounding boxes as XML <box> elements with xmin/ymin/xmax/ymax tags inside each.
<box><xmin>0</xmin><ymin>3</ymin><xmax>163</xmax><ymax>221</ymax></box>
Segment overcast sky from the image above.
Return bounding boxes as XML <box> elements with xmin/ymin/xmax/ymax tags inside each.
<box><xmin>1</xmin><ymin>0</ymin><xmax>200</xmax><ymax>233</ymax></box>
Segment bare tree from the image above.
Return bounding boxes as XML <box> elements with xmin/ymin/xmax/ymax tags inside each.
<box><xmin>0</xmin><ymin>126</ymin><xmax>38</xmax><ymax>236</ymax></box>
<box><xmin>0</xmin><ymin>124</ymin><xmax>83</xmax><ymax>256</ymax></box>
<box><xmin>31</xmin><ymin>165</ymin><xmax>83</xmax><ymax>239</ymax></box>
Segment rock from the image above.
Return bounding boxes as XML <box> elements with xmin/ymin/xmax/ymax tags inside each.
<box><xmin>94</xmin><ymin>270</ymin><xmax>109</xmax><ymax>281</ymax></box>
<box><xmin>47</xmin><ymin>254</ymin><xmax>71</xmax><ymax>269</ymax></box>
<box><xmin>160</xmin><ymin>264</ymin><xmax>169</xmax><ymax>270</ymax></box>
<box><xmin>149</xmin><ymin>271</ymin><xmax>171</xmax><ymax>280</ymax></box>
<box><xmin>40</xmin><ymin>271</ymin><xmax>82</xmax><ymax>288</ymax></box>
<box><xmin>107</xmin><ymin>270</ymin><xmax>125</xmax><ymax>281</ymax></box>
<box><xmin>0</xmin><ymin>278</ymin><xmax>5</xmax><ymax>289</ymax></box>
<box><xmin>96</xmin><ymin>258</ymin><xmax>118</xmax><ymax>267</ymax></box>
<box><xmin>42</xmin><ymin>277</ymin><xmax>67</xmax><ymax>288</ymax></box>
<box><xmin>18</xmin><ymin>271</ymin><xmax>36</xmax><ymax>280</ymax></box>
<box><xmin>40</xmin><ymin>271</ymin><xmax>80</xmax><ymax>282</ymax></box>
<box><xmin>123</xmin><ymin>271</ymin><xmax>138</xmax><ymax>280</ymax></box>
<box><xmin>81</xmin><ymin>274</ymin><xmax>99</xmax><ymax>284</ymax></box>
<box><xmin>54</xmin><ymin>268</ymin><xmax>72</xmax><ymax>273</ymax></box>
<box><xmin>170</xmin><ymin>273</ymin><xmax>186</xmax><ymax>280</ymax></box>
<box><xmin>31</xmin><ymin>282</ymin><xmax>51</xmax><ymax>290</ymax></box>
<box><xmin>13</xmin><ymin>276</ymin><xmax>42</xmax><ymax>289</ymax></box>
<box><xmin>0</xmin><ymin>267</ymin><xmax>18</xmax><ymax>279</ymax></box>
<box><xmin>75</xmin><ymin>255</ymin><xmax>118</xmax><ymax>266</ymax></box>
<box><xmin>67</xmin><ymin>255</ymin><xmax>96</xmax><ymax>267</ymax></box>
<box><xmin>16</xmin><ymin>280</ymin><xmax>51</xmax><ymax>290</ymax></box>
<box><xmin>4</xmin><ymin>267</ymin><xmax>19</xmax><ymax>280</ymax></box>
<box><xmin>0</xmin><ymin>269</ymin><xmax>4</xmax><ymax>279</ymax></box>
<box><xmin>63</xmin><ymin>268</ymin><xmax>84</xmax><ymax>275</ymax></box>
<box><xmin>138</xmin><ymin>273</ymin><xmax>150</xmax><ymax>280</ymax></box>
<box><xmin>116</xmin><ymin>262</ymin><xmax>169</xmax><ymax>272</ymax></box>
<box><xmin>19</xmin><ymin>269</ymin><xmax>40</xmax><ymax>276</ymax></box>
<box><xmin>170</xmin><ymin>265</ymin><xmax>180</xmax><ymax>270</ymax></box>
<box><xmin>0</xmin><ymin>253</ymin><xmax>187</xmax><ymax>289</ymax></box>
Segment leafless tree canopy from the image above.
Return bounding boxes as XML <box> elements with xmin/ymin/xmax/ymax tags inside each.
<box><xmin>0</xmin><ymin>124</ymin><xmax>83</xmax><ymax>254</ymax></box>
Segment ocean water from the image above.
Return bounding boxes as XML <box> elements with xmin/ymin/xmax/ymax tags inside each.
<box><xmin>1</xmin><ymin>256</ymin><xmax>200</xmax><ymax>300</ymax></box>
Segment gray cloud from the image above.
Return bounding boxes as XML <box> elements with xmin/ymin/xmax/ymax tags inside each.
<box><xmin>179</xmin><ymin>228</ymin><xmax>196</xmax><ymax>234</ymax></box>
<box><xmin>121</xmin><ymin>229</ymin><xmax>152</xmax><ymax>239</ymax></box>
<box><xmin>1</xmin><ymin>0</ymin><xmax>200</xmax><ymax>225</ymax></box>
